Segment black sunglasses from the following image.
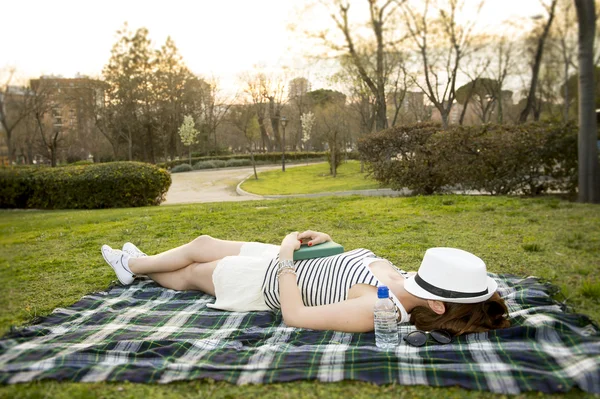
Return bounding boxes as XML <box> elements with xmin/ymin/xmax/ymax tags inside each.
<box><xmin>403</xmin><ymin>329</ymin><xmax>453</xmax><ymax>347</ymax></box>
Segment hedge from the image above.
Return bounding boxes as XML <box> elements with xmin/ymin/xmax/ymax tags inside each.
<box><xmin>358</xmin><ymin>122</ymin><xmax>578</xmax><ymax>196</ymax></box>
<box><xmin>0</xmin><ymin>162</ymin><xmax>171</xmax><ymax>209</ymax></box>
<box><xmin>157</xmin><ymin>151</ymin><xmax>359</xmax><ymax>170</ymax></box>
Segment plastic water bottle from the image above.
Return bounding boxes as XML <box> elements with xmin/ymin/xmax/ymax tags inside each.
<box><xmin>374</xmin><ymin>285</ymin><xmax>399</xmax><ymax>349</ymax></box>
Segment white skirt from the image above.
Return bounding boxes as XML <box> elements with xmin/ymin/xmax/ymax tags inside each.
<box><xmin>206</xmin><ymin>242</ymin><xmax>280</xmax><ymax>312</ymax></box>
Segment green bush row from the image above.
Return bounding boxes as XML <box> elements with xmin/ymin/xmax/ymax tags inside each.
<box><xmin>358</xmin><ymin>122</ymin><xmax>578</xmax><ymax>195</ymax></box>
<box><xmin>158</xmin><ymin>152</ymin><xmax>340</xmax><ymax>170</ymax></box>
<box><xmin>0</xmin><ymin>162</ymin><xmax>171</xmax><ymax>209</ymax></box>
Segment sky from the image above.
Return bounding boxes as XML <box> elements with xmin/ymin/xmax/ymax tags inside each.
<box><xmin>3</xmin><ymin>0</ymin><xmax>545</xmax><ymax>94</ymax></box>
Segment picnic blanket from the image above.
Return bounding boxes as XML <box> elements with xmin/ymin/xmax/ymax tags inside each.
<box><xmin>0</xmin><ymin>273</ymin><xmax>599</xmax><ymax>394</ymax></box>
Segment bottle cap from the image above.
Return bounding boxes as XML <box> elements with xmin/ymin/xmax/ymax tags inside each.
<box><xmin>377</xmin><ymin>285</ymin><xmax>389</xmax><ymax>299</ymax></box>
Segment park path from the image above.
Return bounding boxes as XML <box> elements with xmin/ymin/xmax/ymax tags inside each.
<box><xmin>162</xmin><ymin>163</ymin><xmax>402</xmax><ymax>205</ymax></box>
<box><xmin>162</xmin><ymin>165</ymin><xmax>269</xmax><ymax>205</ymax></box>
<box><xmin>162</xmin><ymin>164</ymin><xmax>317</xmax><ymax>205</ymax></box>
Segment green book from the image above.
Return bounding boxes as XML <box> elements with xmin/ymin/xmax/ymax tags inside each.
<box><xmin>293</xmin><ymin>241</ymin><xmax>345</xmax><ymax>261</ymax></box>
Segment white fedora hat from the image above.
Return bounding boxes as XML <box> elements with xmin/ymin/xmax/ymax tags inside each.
<box><xmin>404</xmin><ymin>248</ymin><xmax>497</xmax><ymax>304</ymax></box>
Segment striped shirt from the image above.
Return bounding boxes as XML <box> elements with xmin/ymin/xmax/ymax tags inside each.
<box><xmin>261</xmin><ymin>248</ymin><xmax>410</xmax><ymax>322</ymax></box>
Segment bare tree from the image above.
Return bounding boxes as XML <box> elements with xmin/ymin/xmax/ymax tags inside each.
<box><xmin>489</xmin><ymin>35</ymin><xmax>515</xmax><ymax>123</ymax></box>
<box><xmin>519</xmin><ymin>0</ymin><xmax>559</xmax><ymax>122</ymax></box>
<box><xmin>229</xmin><ymin>103</ymin><xmax>260</xmax><ymax>179</ymax></box>
<box><xmin>200</xmin><ymin>77</ymin><xmax>235</xmax><ymax>154</ymax></box>
<box><xmin>29</xmin><ymin>80</ymin><xmax>61</xmax><ymax>166</ymax></box>
<box><xmin>320</xmin><ymin>0</ymin><xmax>405</xmax><ymax>131</ymax></box>
<box><xmin>242</xmin><ymin>72</ymin><xmax>272</xmax><ymax>151</ymax></box>
<box><xmin>552</xmin><ymin>0</ymin><xmax>577</xmax><ymax>121</ymax></box>
<box><xmin>455</xmin><ymin>54</ymin><xmax>491</xmax><ymax>125</ymax></box>
<box><xmin>314</xmin><ymin>101</ymin><xmax>349</xmax><ymax>176</ymax></box>
<box><xmin>0</xmin><ymin>68</ymin><xmax>33</xmax><ymax>164</ymax></box>
<box><xmin>402</xmin><ymin>0</ymin><xmax>483</xmax><ymax>128</ymax></box>
<box><xmin>574</xmin><ymin>0</ymin><xmax>600</xmax><ymax>203</ymax></box>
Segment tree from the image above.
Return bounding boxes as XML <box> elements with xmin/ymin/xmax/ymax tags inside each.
<box><xmin>229</xmin><ymin>104</ymin><xmax>260</xmax><ymax>179</ymax></box>
<box><xmin>519</xmin><ymin>0</ymin><xmax>559</xmax><ymax>122</ymax></box>
<box><xmin>574</xmin><ymin>0</ymin><xmax>600</xmax><ymax>203</ymax></box>
<box><xmin>455</xmin><ymin>78</ymin><xmax>498</xmax><ymax>124</ymax></box>
<box><xmin>155</xmin><ymin>36</ymin><xmax>194</xmax><ymax>160</ymax></box>
<box><xmin>553</xmin><ymin>0</ymin><xmax>578</xmax><ymax>121</ymax></box>
<box><xmin>199</xmin><ymin>78</ymin><xmax>235</xmax><ymax>155</ymax></box>
<box><xmin>309</xmin><ymin>89</ymin><xmax>348</xmax><ymax>176</ymax></box>
<box><xmin>178</xmin><ymin>115</ymin><xmax>199</xmax><ymax>165</ymax></box>
<box><xmin>102</xmin><ymin>24</ymin><xmax>148</xmax><ymax>161</ymax></box>
<box><xmin>402</xmin><ymin>0</ymin><xmax>483</xmax><ymax>128</ymax></box>
<box><xmin>315</xmin><ymin>102</ymin><xmax>348</xmax><ymax>177</ymax></box>
<box><xmin>455</xmin><ymin>55</ymin><xmax>491</xmax><ymax>125</ymax></box>
<box><xmin>29</xmin><ymin>80</ymin><xmax>60</xmax><ymax>166</ymax></box>
<box><xmin>288</xmin><ymin>77</ymin><xmax>311</xmax><ymax>151</ymax></box>
<box><xmin>300</xmin><ymin>111</ymin><xmax>315</xmax><ymax>150</ymax></box>
<box><xmin>0</xmin><ymin>68</ymin><xmax>33</xmax><ymax>164</ymax></box>
<box><xmin>241</xmin><ymin>71</ymin><xmax>273</xmax><ymax>152</ymax></box>
<box><xmin>322</xmin><ymin>0</ymin><xmax>405</xmax><ymax>131</ymax></box>
<box><xmin>489</xmin><ymin>35</ymin><xmax>515</xmax><ymax>123</ymax></box>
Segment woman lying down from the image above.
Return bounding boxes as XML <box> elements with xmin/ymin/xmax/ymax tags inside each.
<box><xmin>101</xmin><ymin>230</ymin><xmax>510</xmax><ymax>340</ymax></box>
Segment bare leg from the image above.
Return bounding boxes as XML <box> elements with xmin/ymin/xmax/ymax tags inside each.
<box><xmin>145</xmin><ymin>260</ymin><xmax>220</xmax><ymax>296</ymax></box>
<box><xmin>128</xmin><ymin>235</ymin><xmax>246</xmax><ymax>275</ymax></box>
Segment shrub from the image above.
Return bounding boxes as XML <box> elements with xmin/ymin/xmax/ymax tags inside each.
<box><xmin>212</xmin><ymin>160</ymin><xmax>227</xmax><ymax>168</ymax></box>
<box><xmin>68</xmin><ymin>160</ymin><xmax>94</xmax><ymax>166</ymax></box>
<box><xmin>0</xmin><ymin>162</ymin><xmax>171</xmax><ymax>209</ymax></box>
<box><xmin>192</xmin><ymin>161</ymin><xmax>215</xmax><ymax>170</ymax></box>
<box><xmin>158</xmin><ymin>152</ymin><xmax>329</xmax><ymax>170</ymax></box>
<box><xmin>171</xmin><ymin>164</ymin><xmax>193</xmax><ymax>173</ymax></box>
<box><xmin>358</xmin><ymin>122</ymin><xmax>578</xmax><ymax>196</ymax></box>
<box><xmin>192</xmin><ymin>160</ymin><xmax>228</xmax><ymax>170</ymax></box>
<box><xmin>358</xmin><ymin>123</ymin><xmax>450</xmax><ymax>194</ymax></box>
<box><xmin>226</xmin><ymin>159</ymin><xmax>252</xmax><ymax>168</ymax></box>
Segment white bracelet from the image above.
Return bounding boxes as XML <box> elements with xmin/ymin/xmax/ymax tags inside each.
<box><xmin>277</xmin><ymin>268</ymin><xmax>297</xmax><ymax>278</ymax></box>
<box><xmin>277</xmin><ymin>259</ymin><xmax>295</xmax><ymax>272</ymax></box>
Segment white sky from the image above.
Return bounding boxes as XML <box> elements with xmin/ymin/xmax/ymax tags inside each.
<box><xmin>2</xmin><ymin>0</ymin><xmax>545</xmax><ymax>93</ymax></box>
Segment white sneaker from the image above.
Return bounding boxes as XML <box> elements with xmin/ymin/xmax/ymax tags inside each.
<box><xmin>101</xmin><ymin>245</ymin><xmax>134</xmax><ymax>285</ymax></box>
<box><xmin>122</xmin><ymin>242</ymin><xmax>147</xmax><ymax>258</ymax></box>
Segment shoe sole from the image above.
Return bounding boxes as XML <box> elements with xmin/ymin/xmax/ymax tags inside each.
<box><xmin>101</xmin><ymin>247</ymin><xmax>134</xmax><ymax>286</ymax></box>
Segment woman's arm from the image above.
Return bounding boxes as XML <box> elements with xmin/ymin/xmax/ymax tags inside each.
<box><xmin>277</xmin><ymin>232</ymin><xmax>374</xmax><ymax>333</ymax></box>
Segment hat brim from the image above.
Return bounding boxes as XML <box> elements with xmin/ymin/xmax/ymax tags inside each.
<box><xmin>404</xmin><ymin>275</ymin><xmax>498</xmax><ymax>304</ymax></box>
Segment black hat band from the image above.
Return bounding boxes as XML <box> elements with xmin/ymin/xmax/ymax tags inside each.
<box><xmin>414</xmin><ymin>273</ymin><xmax>489</xmax><ymax>299</ymax></box>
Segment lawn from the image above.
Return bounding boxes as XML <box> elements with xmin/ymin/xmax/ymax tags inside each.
<box><xmin>1</xmin><ymin>195</ymin><xmax>599</xmax><ymax>398</ymax></box>
<box><xmin>239</xmin><ymin>160</ymin><xmax>383</xmax><ymax>195</ymax></box>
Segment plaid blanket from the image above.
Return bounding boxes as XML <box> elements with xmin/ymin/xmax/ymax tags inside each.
<box><xmin>0</xmin><ymin>274</ymin><xmax>599</xmax><ymax>394</ymax></box>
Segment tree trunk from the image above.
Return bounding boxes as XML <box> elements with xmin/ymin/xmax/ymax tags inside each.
<box><xmin>50</xmin><ymin>141</ymin><xmax>57</xmax><ymax>167</ymax></box>
<box><xmin>128</xmin><ymin>135</ymin><xmax>133</xmax><ymax>161</ymax></box>
<box><xmin>331</xmin><ymin>145</ymin><xmax>336</xmax><ymax>177</ymax></box>
<box><xmin>250</xmin><ymin>146</ymin><xmax>258</xmax><ymax>180</ymax></box>
<box><xmin>563</xmin><ymin>59</ymin><xmax>570</xmax><ymax>122</ymax></box>
<box><xmin>146</xmin><ymin>123</ymin><xmax>155</xmax><ymax>163</ymax></box>
<box><xmin>441</xmin><ymin>109</ymin><xmax>450</xmax><ymax>129</ymax></box>
<box><xmin>375</xmin><ymin>92</ymin><xmax>387</xmax><ymax>131</ymax></box>
<box><xmin>519</xmin><ymin>0</ymin><xmax>558</xmax><ymax>123</ymax></box>
<box><xmin>5</xmin><ymin>132</ymin><xmax>13</xmax><ymax>166</ymax></box>
<box><xmin>575</xmin><ymin>0</ymin><xmax>600</xmax><ymax>203</ymax></box>
<box><xmin>257</xmin><ymin>116</ymin><xmax>270</xmax><ymax>152</ymax></box>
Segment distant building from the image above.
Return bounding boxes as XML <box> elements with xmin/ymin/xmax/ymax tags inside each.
<box><xmin>29</xmin><ymin>77</ymin><xmax>106</xmax><ymax>163</ymax></box>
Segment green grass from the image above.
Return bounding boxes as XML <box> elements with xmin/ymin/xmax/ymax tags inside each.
<box><xmin>240</xmin><ymin>161</ymin><xmax>383</xmax><ymax>195</ymax></box>
<box><xmin>1</xmin><ymin>195</ymin><xmax>599</xmax><ymax>398</ymax></box>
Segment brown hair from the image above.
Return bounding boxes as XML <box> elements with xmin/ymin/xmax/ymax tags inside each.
<box><xmin>410</xmin><ymin>292</ymin><xmax>511</xmax><ymax>336</ymax></box>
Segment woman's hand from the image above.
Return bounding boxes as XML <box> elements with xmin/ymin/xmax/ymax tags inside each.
<box><xmin>280</xmin><ymin>231</ymin><xmax>302</xmax><ymax>252</ymax></box>
<box><xmin>298</xmin><ymin>230</ymin><xmax>331</xmax><ymax>247</ymax></box>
